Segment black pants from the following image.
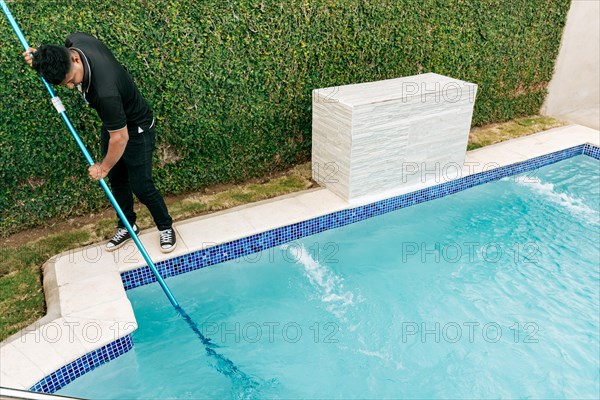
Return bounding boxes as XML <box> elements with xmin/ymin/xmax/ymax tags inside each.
<box><xmin>101</xmin><ymin>125</ymin><xmax>173</xmax><ymax>231</ymax></box>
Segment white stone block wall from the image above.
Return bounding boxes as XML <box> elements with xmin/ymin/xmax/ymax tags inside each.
<box><xmin>312</xmin><ymin>73</ymin><xmax>478</xmax><ymax>201</ymax></box>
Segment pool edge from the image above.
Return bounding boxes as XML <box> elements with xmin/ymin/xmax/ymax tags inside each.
<box><xmin>24</xmin><ymin>144</ymin><xmax>600</xmax><ymax>394</ymax></box>
<box><xmin>0</xmin><ymin>132</ymin><xmax>597</xmax><ymax>394</ymax></box>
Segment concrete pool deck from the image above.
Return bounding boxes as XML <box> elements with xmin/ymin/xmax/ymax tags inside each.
<box><xmin>1</xmin><ymin>123</ymin><xmax>599</xmax><ymax>391</ymax></box>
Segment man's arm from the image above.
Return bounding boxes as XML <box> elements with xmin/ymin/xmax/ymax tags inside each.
<box><xmin>88</xmin><ymin>127</ymin><xmax>128</xmax><ymax>181</ymax></box>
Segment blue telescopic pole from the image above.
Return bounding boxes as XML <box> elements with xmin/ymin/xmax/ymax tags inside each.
<box><xmin>0</xmin><ymin>0</ymin><xmax>179</xmax><ymax>308</ymax></box>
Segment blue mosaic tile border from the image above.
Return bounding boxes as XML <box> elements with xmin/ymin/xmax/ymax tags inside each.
<box><xmin>29</xmin><ymin>144</ymin><xmax>598</xmax><ymax>394</ymax></box>
<box><xmin>121</xmin><ymin>143</ymin><xmax>598</xmax><ymax>291</ymax></box>
<box><xmin>30</xmin><ymin>334</ymin><xmax>133</xmax><ymax>394</ymax></box>
<box><xmin>584</xmin><ymin>143</ymin><xmax>600</xmax><ymax>159</ymax></box>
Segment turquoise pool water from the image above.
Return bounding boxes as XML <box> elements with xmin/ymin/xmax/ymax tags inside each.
<box><xmin>59</xmin><ymin>155</ymin><xmax>599</xmax><ymax>399</ymax></box>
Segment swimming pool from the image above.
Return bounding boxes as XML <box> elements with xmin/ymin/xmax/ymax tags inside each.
<box><xmin>53</xmin><ymin>153</ymin><xmax>599</xmax><ymax>399</ymax></box>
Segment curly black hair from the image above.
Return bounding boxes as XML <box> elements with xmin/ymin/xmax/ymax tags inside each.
<box><xmin>32</xmin><ymin>45</ymin><xmax>71</xmax><ymax>85</ymax></box>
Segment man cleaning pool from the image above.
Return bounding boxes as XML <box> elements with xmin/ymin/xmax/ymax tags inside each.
<box><xmin>23</xmin><ymin>32</ymin><xmax>176</xmax><ymax>253</ymax></box>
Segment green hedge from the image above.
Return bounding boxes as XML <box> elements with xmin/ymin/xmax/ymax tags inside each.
<box><xmin>0</xmin><ymin>0</ymin><xmax>570</xmax><ymax>236</ymax></box>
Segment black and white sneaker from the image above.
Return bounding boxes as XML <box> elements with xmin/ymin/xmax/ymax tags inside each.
<box><xmin>105</xmin><ymin>225</ymin><xmax>139</xmax><ymax>252</ymax></box>
<box><xmin>159</xmin><ymin>228</ymin><xmax>177</xmax><ymax>253</ymax></box>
